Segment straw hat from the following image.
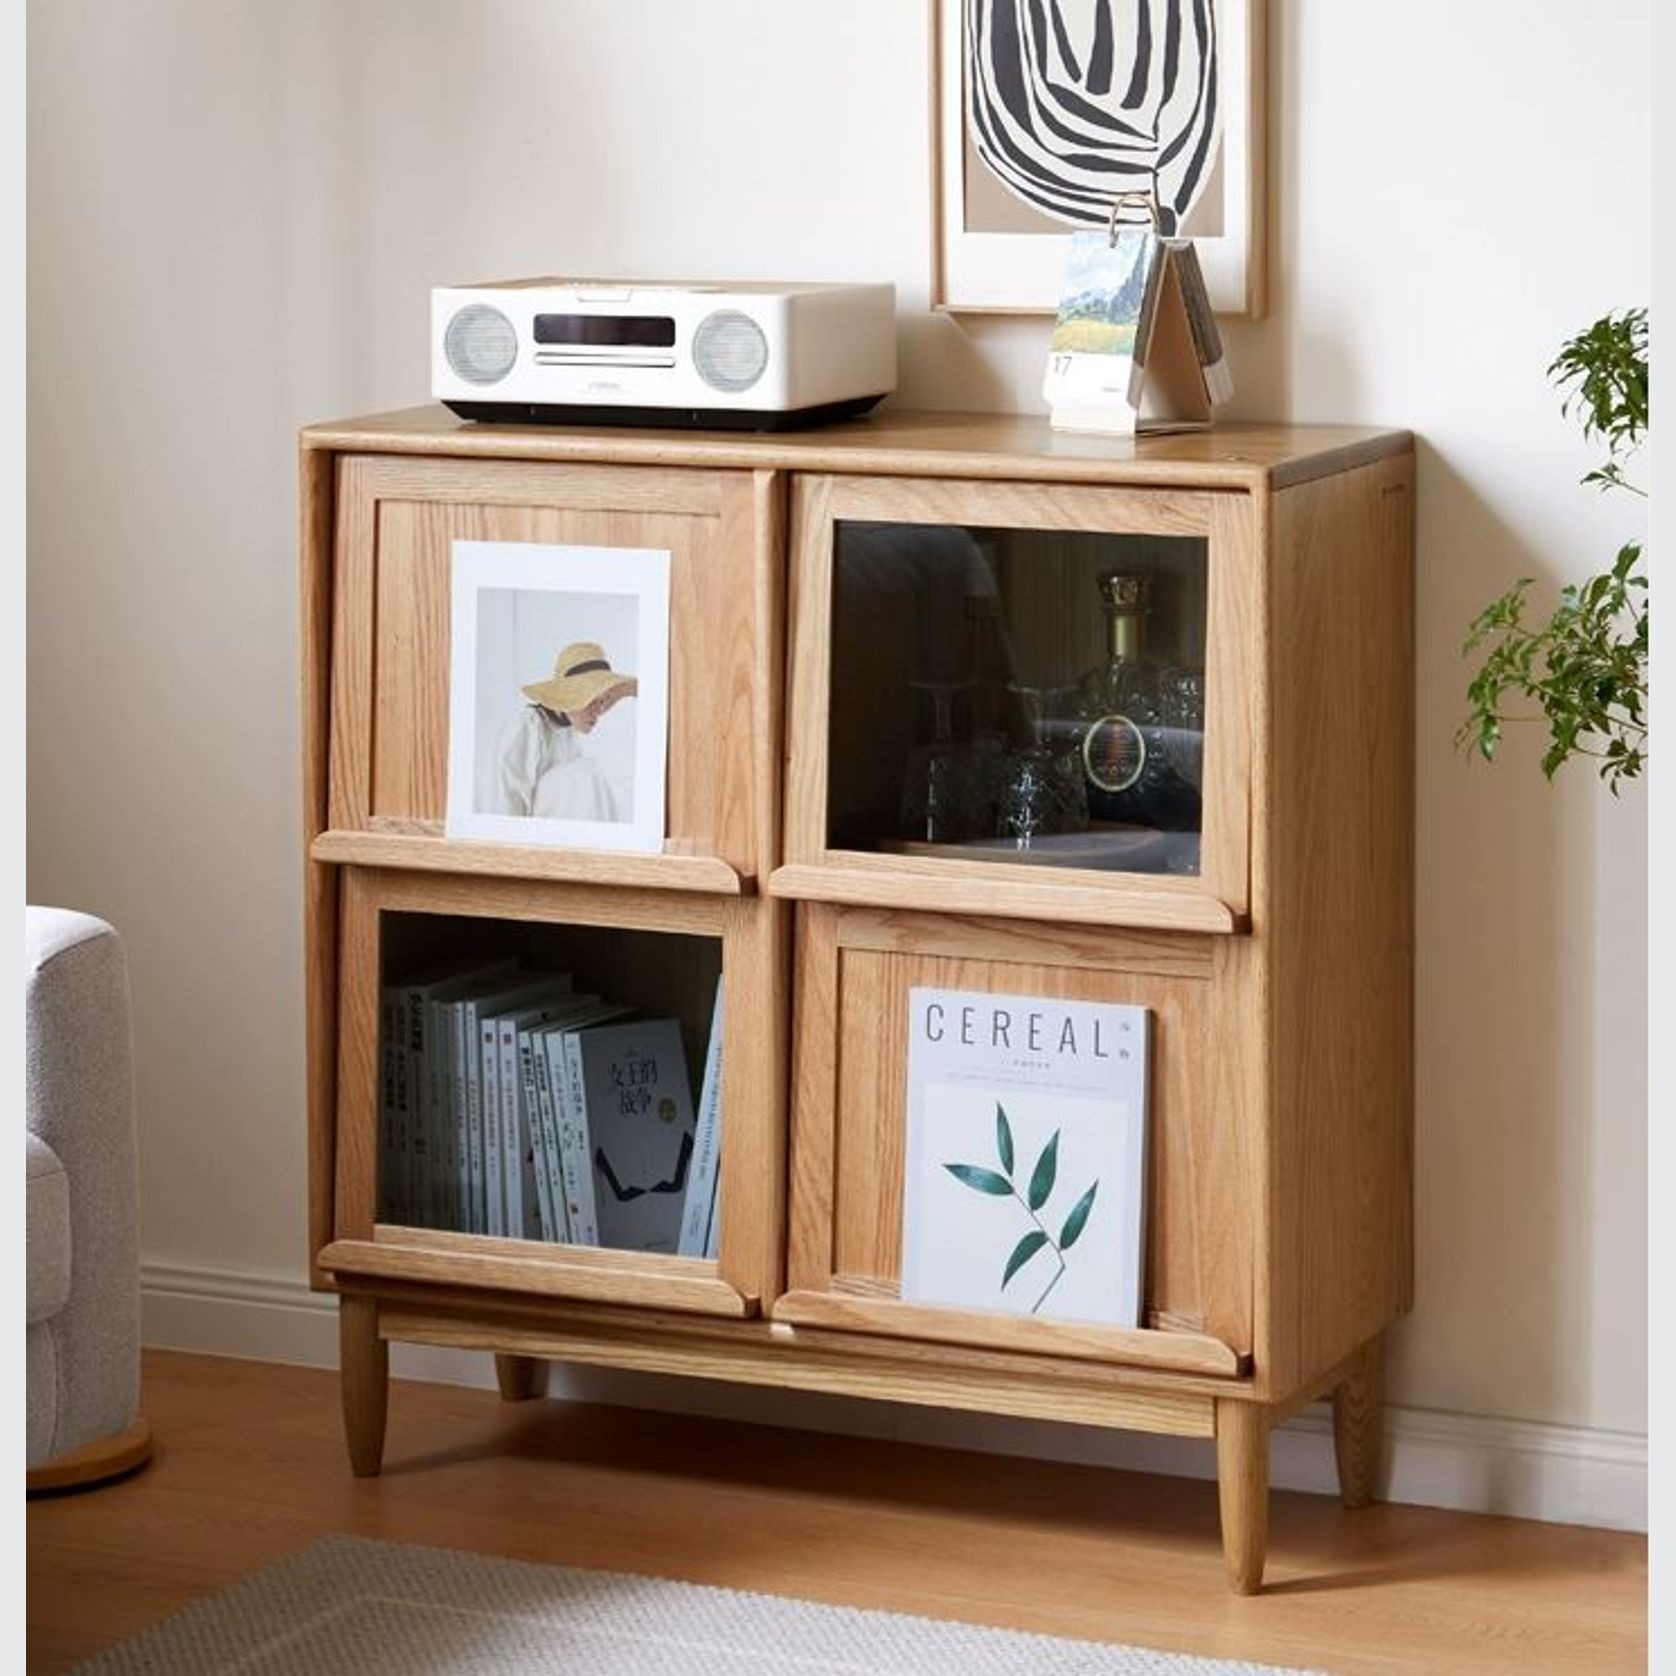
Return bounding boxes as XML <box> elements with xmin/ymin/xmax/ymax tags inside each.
<box><xmin>521</xmin><ymin>642</ymin><xmax>638</xmax><ymax>716</ymax></box>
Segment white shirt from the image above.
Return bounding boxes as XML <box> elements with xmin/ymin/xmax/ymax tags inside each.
<box><xmin>486</xmin><ymin>707</ymin><xmax>620</xmax><ymax>823</ymax></box>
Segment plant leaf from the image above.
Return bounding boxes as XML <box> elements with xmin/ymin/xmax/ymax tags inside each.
<box><xmin>1002</xmin><ymin>1230</ymin><xmax>1049</xmax><ymax>1288</ymax></box>
<box><xmin>944</xmin><ymin>1163</ymin><xmax>1012</xmax><ymax>1196</ymax></box>
<box><xmin>1027</xmin><ymin>1131</ymin><xmax>1060</xmax><ymax>1211</ymax></box>
<box><xmin>1059</xmin><ymin>1181</ymin><xmax>1099</xmax><ymax>1251</ymax></box>
<box><xmin>995</xmin><ymin>1104</ymin><xmax>1014</xmax><ymax>1176</ymax></box>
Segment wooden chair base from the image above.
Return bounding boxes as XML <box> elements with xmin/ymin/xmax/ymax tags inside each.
<box><xmin>27</xmin><ymin>1419</ymin><xmax>153</xmax><ymax>1495</ymax></box>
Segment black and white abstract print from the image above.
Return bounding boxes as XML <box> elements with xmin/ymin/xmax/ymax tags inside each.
<box><xmin>966</xmin><ymin>0</ymin><xmax>1220</xmax><ymax>236</ymax></box>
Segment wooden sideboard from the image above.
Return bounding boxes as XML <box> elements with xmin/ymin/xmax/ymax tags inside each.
<box><xmin>300</xmin><ymin>406</ymin><xmax>1414</xmax><ymax>1592</ymax></box>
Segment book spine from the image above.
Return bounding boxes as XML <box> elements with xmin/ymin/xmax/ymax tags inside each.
<box><xmin>519</xmin><ymin>1102</ymin><xmax>545</xmax><ymax>1241</ymax></box>
<box><xmin>558</xmin><ymin>1032</ymin><xmax>599</xmax><ymax>1246</ymax></box>
<box><xmin>509</xmin><ymin>1022</ymin><xmax>546</xmax><ymax>1241</ymax></box>
<box><xmin>443</xmin><ymin>1001</ymin><xmax>466</xmax><ymax>1232</ymax></box>
<box><xmin>446</xmin><ymin>1000</ymin><xmax>467</xmax><ymax>1230</ymax></box>
<box><xmin>481</xmin><ymin>1018</ymin><xmax>504</xmax><ymax>1237</ymax></box>
<box><xmin>454</xmin><ymin>1004</ymin><xmax>481</xmax><ymax>1235</ymax></box>
<box><xmin>391</xmin><ymin>993</ymin><xmax>413</xmax><ymax>1227</ymax></box>
<box><xmin>678</xmin><ymin>989</ymin><xmax>726</xmax><ymax>1257</ymax></box>
<box><xmin>519</xmin><ymin>1028</ymin><xmax>558</xmax><ymax>1242</ymax></box>
<box><xmin>404</xmin><ymin>992</ymin><xmax>429</xmax><ymax>1227</ymax></box>
<box><xmin>378</xmin><ymin>991</ymin><xmax>399</xmax><ymax>1224</ymax></box>
<box><xmin>496</xmin><ymin>1020</ymin><xmax>522</xmax><ymax>1239</ymax></box>
<box><xmin>429</xmin><ymin>998</ymin><xmax>455</xmax><ymax>1226</ymax></box>
<box><xmin>703</xmin><ymin>1178</ymin><xmax>721</xmax><ymax>1260</ymax></box>
<box><xmin>534</xmin><ymin>1034</ymin><xmax>572</xmax><ymax>1244</ymax></box>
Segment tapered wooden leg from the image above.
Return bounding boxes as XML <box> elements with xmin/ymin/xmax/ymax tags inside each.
<box><xmin>1215</xmin><ymin>1399</ymin><xmax>1270</xmax><ymax>1594</ymax></box>
<box><xmin>494</xmin><ymin>1354</ymin><xmax>548</xmax><ymax>1402</ymax></box>
<box><xmin>1332</xmin><ymin>1336</ymin><xmax>1385</xmax><ymax>1509</ymax></box>
<box><xmin>339</xmin><ymin>1296</ymin><xmax>388</xmax><ymax>1478</ymax></box>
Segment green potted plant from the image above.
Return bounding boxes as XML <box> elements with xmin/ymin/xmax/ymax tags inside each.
<box><xmin>1459</xmin><ymin>308</ymin><xmax>1648</xmax><ymax>788</ymax></box>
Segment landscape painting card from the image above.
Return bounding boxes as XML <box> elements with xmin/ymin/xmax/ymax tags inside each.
<box><xmin>936</xmin><ymin>0</ymin><xmax>1263</xmax><ymax>315</ymax></box>
<box><xmin>446</xmin><ymin>541</ymin><xmax>670</xmax><ymax>853</ymax></box>
<box><xmin>901</xmin><ymin>986</ymin><xmax>1150</xmax><ymax>1328</ymax></box>
<box><xmin>1041</xmin><ymin>228</ymin><xmax>1158</xmax><ymax>431</ymax></box>
<box><xmin>1043</xmin><ymin>229</ymin><xmax>1225</xmax><ymax>434</ymax></box>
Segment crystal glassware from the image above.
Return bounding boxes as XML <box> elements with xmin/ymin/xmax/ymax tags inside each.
<box><xmin>996</xmin><ymin>682</ymin><xmax>1089</xmax><ymax>847</ymax></box>
<box><xmin>899</xmin><ymin>678</ymin><xmax>983</xmax><ymax>844</ymax></box>
<box><xmin>1159</xmin><ymin>666</ymin><xmax>1207</xmax><ymax>796</ymax></box>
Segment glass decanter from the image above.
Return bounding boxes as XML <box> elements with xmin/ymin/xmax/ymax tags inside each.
<box><xmin>1074</xmin><ymin>571</ymin><xmax>1198</xmax><ymax>831</ymax></box>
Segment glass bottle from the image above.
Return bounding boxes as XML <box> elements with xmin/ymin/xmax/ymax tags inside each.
<box><xmin>1075</xmin><ymin>571</ymin><xmax>1200</xmax><ymax>831</ymax></box>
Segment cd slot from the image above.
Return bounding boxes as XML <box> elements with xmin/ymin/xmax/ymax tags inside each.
<box><xmin>533</xmin><ymin>351</ymin><xmax>679</xmax><ymax>370</ymax></box>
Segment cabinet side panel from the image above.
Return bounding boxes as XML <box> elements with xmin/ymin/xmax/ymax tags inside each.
<box><xmin>333</xmin><ymin>869</ymin><xmax>381</xmax><ymax>1244</ymax></box>
<box><xmin>716</xmin><ymin>895</ymin><xmax>791</xmax><ymax>1305</ymax></box>
<box><xmin>301</xmin><ymin>444</ymin><xmax>340</xmax><ymax>1287</ymax></box>
<box><xmin>1267</xmin><ymin>455</ymin><xmax>1416</xmax><ymax>1394</ymax></box>
<box><xmin>787</xmin><ymin>903</ymin><xmax>842</xmax><ymax>1294</ymax></box>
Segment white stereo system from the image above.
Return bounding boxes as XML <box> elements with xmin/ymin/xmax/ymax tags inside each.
<box><xmin>432</xmin><ymin>278</ymin><xmax>896</xmax><ymax>430</ymax></box>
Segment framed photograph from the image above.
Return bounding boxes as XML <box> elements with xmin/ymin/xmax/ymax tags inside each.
<box><xmin>933</xmin><ymin>0</ymin><xmax>1266</xmax><ymax>318</ymax></box>
<box><xmin>445</xmin><ymin>540</ymin><xmax>671</xmax><ymax>853</ymax></box>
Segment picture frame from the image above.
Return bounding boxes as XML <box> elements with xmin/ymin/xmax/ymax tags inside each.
<box><xmin>445</xmin><ymin>539</ymin><xmax>671</xmax><ymax>854</ymax></box>
<box><xmin>931</xmin><ymin>0</ymin><xmax>1267</xmax><ymax>319</ymax></box>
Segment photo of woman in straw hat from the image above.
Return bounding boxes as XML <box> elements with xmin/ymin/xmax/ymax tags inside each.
<box><xmin>487</xmin><ymin>639</ymin><xmax>640</xmax><ymax>822</ymax></box>
<box><xmin>447</xmin><ymin>540</ymin><xmax>671</xmax><ymax>854</ymax></box>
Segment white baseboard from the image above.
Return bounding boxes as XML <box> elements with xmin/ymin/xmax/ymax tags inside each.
<box><xmin>141</xmin><ymin>1260</ymin><xmax>1647</xmax><ymax>1535</ymax></box>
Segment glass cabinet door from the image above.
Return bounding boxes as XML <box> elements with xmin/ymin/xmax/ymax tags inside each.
<box><xmin>781</xmin><ymin>477</ymin><xmax>1254</xmax><ymax>930</ymax></box>
<box><xmin>323</xmin><ymin>867</ymin><xmax>783</xmax><ymax>1321</ymax></box>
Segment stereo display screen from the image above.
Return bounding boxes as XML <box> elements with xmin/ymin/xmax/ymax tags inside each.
<box><xmin>533</xmin><ymin>314</ymin><xmax>677</xmax><ymax>348</ymax></box>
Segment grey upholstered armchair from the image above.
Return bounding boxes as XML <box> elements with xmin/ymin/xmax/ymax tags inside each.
<box><xmin>26</xmin><ymin>908</ymin><xmax>149</xmax><ymax>1487</ymax></box>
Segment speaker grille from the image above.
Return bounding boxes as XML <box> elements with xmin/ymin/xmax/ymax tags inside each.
<box><xmin>444</xmin><ymin>304</ymin><xmax>519</xmax><ymax>385</ymax></box>
<box><xmin>692</xmin><ymin>311</ymin><xmax>769</xmax><ymax>393</ymax></box>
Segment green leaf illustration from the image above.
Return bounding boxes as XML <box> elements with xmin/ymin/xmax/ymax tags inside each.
<box><xmin>996</xmin><ymin>1104</ymin><xmax>1015</xmax><ymax>1176</ymax></box>
<box><xmin>1059</xmin><ymin>1181</ymin><xmax>1099</xmax><ymax>1251</ymax></box>
<box><xmin>945</xmin><ymin>1163</ymin><xmax>1013</xmax><ymax>1196</ymax></box>
<box><xmin>1027</xmin><ymin>1131</ymin><xmax>1060</xmax><ymax>1211</ymax></box>
<box><xmin>1002</xmin><ymin>1230</ymin><xmax>1049</xmax><ymax>1288</ymax></box>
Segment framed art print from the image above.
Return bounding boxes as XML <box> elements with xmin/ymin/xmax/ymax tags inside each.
<box><xmin>445</xmin><ymin>540</ymin><xmax>671</xmax><ymax>854</ymax></box>
<box><xmin>933</xmin><ymin>0</ymin><xmax>1266</xmax><ymax>318</ymax></box>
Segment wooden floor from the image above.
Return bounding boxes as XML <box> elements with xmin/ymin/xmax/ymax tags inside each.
<box><xmin>28</xmin><ymin>1351</ymin><xmax>1645</xmax><ymax>1674</ymax></box>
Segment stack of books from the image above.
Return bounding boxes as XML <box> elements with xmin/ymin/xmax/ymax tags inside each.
<box><xmin>378</xmin><ymin>961</ymin><xmax>723</xmax><ymax>1259</ymax></box>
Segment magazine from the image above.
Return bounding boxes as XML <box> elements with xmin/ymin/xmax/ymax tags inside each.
<box><xmin>900</xmin><ymin>986</ymin><xmax>1150</xmax><ymax>1328</ymax></box>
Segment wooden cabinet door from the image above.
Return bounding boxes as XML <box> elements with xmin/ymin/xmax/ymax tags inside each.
<box><xmin>324</xmin><ymin>456</ymin><xmax>781</xmax><ymax>889</ymax></box>
<box><xmin>318</xmin><ymin>867</ymin><xmax>787</xmax><ymax>1320</ymax></box>
<box><xmin>780</xmin><ymin>903</ymin><xmax>1256</xmax><ymax>1378</ymax></box>
<box><xmin>776</xmin><ymin>474</ymin><xmax>1258</xmax><ymax>934</ymax></box>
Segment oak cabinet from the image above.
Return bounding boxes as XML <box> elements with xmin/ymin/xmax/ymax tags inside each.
<box><xmin>301</xmin><ymin>406</ymin><xmax>1413</xmax><ymax>1592</ymax></box>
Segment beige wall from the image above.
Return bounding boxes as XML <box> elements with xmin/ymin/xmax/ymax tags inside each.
<box><xmin>27</xmin><ymin>0</ymin><xmax>1647</xmax><ymax>1438</ymax></box>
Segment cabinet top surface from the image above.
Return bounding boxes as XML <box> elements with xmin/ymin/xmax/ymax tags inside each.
<box><xmin>300</xmin><ymin>405</ymin><xmax>1411</xmax><ymax>491</ymax></box>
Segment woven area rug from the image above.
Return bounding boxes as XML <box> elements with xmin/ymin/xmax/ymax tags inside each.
<box><xmin>72</xmin><ymin>1535</ymin><xmax>1320</xmax><ymax>1675</ymax></box>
